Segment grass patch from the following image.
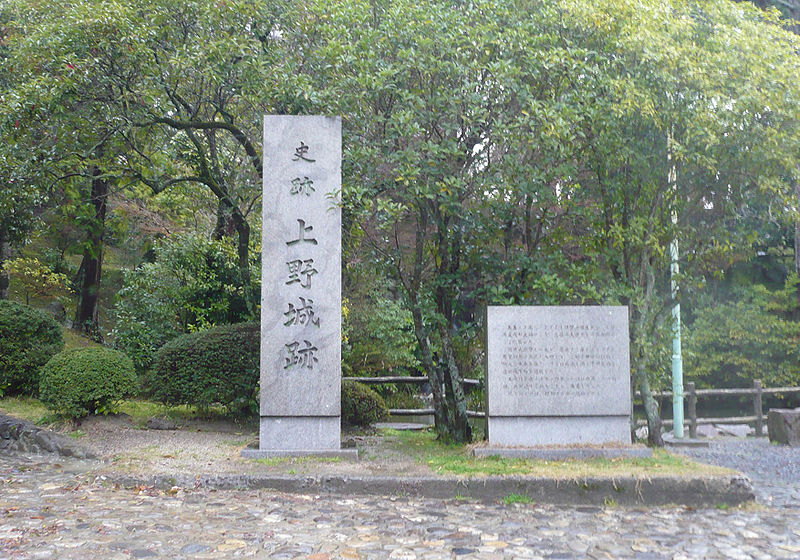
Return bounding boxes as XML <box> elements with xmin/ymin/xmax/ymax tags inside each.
<box><xmin>503</xmin><ymin>493</ymin><xmax>533</xmax><ymax>505</ymax></box>
<box><xmin>62</xmin><ymin>329</ymin><xmax>104</xmax><ymax>351</ymax></box>
<box><xmin>0</xmin><ymin>396</ymin><xmax>52</xmax><ymax>424</ymax></box>
<box><xmin>428</xmin><ymin>448</ymin><xmax>732</xmax><ymax>478</ymax></box>
<box><xmin>117</xmin><ymin>400</ymin><xmax>205</xmax><ymax>427</ymax></box>
<box><xmin>381</xmin><ymin>427</ymin><xmax>464</xmax><ymax>457</ymax></box>
<box><xmin>377</xmin><ymin>428</ymin><xmax>734</xmax><ymax>478</ymax></box>
<box><xmin>0</xmin><ymin>395</ymin><xmax>224</xmax><ymax>429</ymax></box>
<box><xmin>220</xmin><ymin>439</ymin><xmax>250</xmax><ymax>447</ymax></box>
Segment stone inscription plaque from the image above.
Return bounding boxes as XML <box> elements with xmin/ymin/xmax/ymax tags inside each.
<box><xmin>486</xmin><ymin>306</ymin><xmax>631</xmax><ymax>446</ymax></box>
<box><xmin>257</xmin><ymin>115</ymin><xmax>342</xmax><ymax>453</ymax></box>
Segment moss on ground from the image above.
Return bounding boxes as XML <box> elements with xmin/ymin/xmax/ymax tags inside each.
<box><xmin>378</xmin><ymin>428</ymin><xmax>734</xmax><ymax>478</ymax></box>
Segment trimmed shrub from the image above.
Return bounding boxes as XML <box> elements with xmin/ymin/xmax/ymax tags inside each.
<box><xmin>342</xmin><ymin>380</ymin><xmax>389</xmax><ymax>426</ymax></box>
<box><xmin>150</xmin><ymin>322</ymin><xmax>259</xmax><ymax>416</ymax></box>
<box><xmin>0</xmin><ymin>300</ymin><xmax>64</xmax><ymax>395</ymax></box>
<box><xmin>39</xmin><ymin>347</ymin><xmax>137</xmax><ymax>418</ymax></box>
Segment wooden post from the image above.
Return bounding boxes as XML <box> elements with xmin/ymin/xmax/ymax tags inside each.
<box><xmin>687</xmin><ymin>381</ymin><xmax>697</xmax><ymax>439</ymax></box>
<box><xmin>753</xmin><ymin>379</ymin><xmax>763</xmax><ymax>437</ymax></box>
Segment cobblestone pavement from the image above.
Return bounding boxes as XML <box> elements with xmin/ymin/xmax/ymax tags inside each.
<box><xmin>676</xmin><ymin>437</ymin><xmax>800</xmax><ymax>509</ymax></box>
<box><xmin>3</xmin><ymin>454</ymin><xmax>800</xmax><ymax>559</ymax></box>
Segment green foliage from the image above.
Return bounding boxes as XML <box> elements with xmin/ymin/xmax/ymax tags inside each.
<box><xmin>382</xmin><ymin>391</ymin><xmax>427</xmax><ymax>411</ymax></box>
<box><xmin>112</xmin><ymin>234</ymin><xmax>256</xmax><ymax>372</ymax></box>
<box><xmin>686</xmin><ymin>276</ymin><xmax>800</xmax><ymax>388</ymax></box>
<box><xmin>342</xmin><ymin>275</ymin><xmax>421</xmax><ymax>398</ymax></box>
<box><xmin>341</xmin><ymin>380</ymin><xmax>389</xmax><ymax>427</ymax></box>
<box><xmin>149</xmin><ymin>322</ymin><xmax>259</xmax><ymax>417</ymax></box>
<box><xmin>2</xmin><ymin>257</ymin><xmax>72</xmax><ymax>305</ymax></box>
<box><xmin>0</xmin><ymin>300</ymin><xmax>63</xmax><ymax>395</ymax></box>
<box><xmin>466</xmin><ymin>387</ymin><xmax>486</xmax><ymax>413</ymax></box>
<box><xmin>39</xmin><ymin>347</ymin><xmax>136</xmax><ymax>418</ymax></box>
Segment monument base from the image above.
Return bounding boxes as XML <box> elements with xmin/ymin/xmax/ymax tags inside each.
<box><xmin>241</xmin><ymin>448</ymin><xmax>358</xmax><ymax>459</ymax></box>
<box><xmin>472</xmin><ymin>446</ymin><xmax>652</xmax><ymax>460</ymax></box>
<box><xmin>257</xmin><ymin>416</ymin><xmax>340</xmax><ymax>450</ymax></box>
<box><xmin>662</xmin><ymin>432</ymin><xmax>710</xmax><ymax>448</ymax></box>
<box><xmin>488</xmin><ymin>416</ymin><xmax>631</xmax><ymax>446</ymax></box>
<box><xmin>243</xmin><ymin>417</ymin><xmax>357</xmax><ymax>459</ymax></box>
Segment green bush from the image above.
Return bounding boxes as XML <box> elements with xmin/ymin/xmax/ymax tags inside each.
<box><xmin>686</xmin><ymin>276</ymin><xmax>800</xmax><ymax>388</ymax></box>
<box><xmin>341</xmin><ymin>277</ymin><xmax>422</xmax><ymax>404</ymax></box>
<box><xmin>39</xmin><ymin>347</ymin><xmax>137</xmax><ymax>418</ymax></box>
<box><xmin>342</xmin><ymin>294</ymin><xmax>420</xmax><ymax>380</ymax></box>
<box><xmin>0</xmin><ymin>300</ymin><xmax>64</xmax><ymax>395</ymax></box>
<box><xmin>341</xmin><ymin>379</ymin><xmax>389</xmax><ymax>426</ymax></box>
<box><xmin>150</xmin><ymin>322</ymin><xmax>259</xmax><ymax>416</ymax></box>
<box><xmin>112</xmin><ymin>234</ymin><xmax>258</xmax><ymax>372</ymax></box>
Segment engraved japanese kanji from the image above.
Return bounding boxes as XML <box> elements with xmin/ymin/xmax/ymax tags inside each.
<box><xmin>290</xmin><ymin>176</ymin><xmax>315</xmax><ymax>196</ymax></box>
<box><xmin>286</xmin><ymin>219</ymin><xmax>317</xmax><ymax>246</ymax></box>
<box><xmin>292</xmin><ymin>141</ymin><xmax>315</xmax><ymax>162</ymax></box>
<box><xmin>283</xmin><ymin>297</ymin><xmax>321</xmax><ymax>327</ymax></box>
<box><xmin>285</xmin><ymin>258</ymin><xmax>317</xmax><ymax>289</ymax></box>
<box><xmin>284</xmin><ymin>340</ymin><xmax>319</xmax><ymax>369</ymax></box>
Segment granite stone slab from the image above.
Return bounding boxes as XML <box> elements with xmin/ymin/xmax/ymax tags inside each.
<box><xmin>487</xmin><ymin>416</ymin><xmax>631</xmax><ymax>446</ymax></box>
<box><xmin>768</xmin><ymin>408</ymin><xmax>800</xmax><ymax>446</ymax></box>
<box><xmin>486</xmin><ymin>306</ymin><xmax>631</xmax><ymax>446</ymax></box>
<box><xmin>256</xmin><ymin>417</ymin><xmax>342</xmax><ymax>451</ymax></box>
<box><xmin>258</xmin><ymin>115</ymin><xmax>342</xmax><ymax>452</ymax></box>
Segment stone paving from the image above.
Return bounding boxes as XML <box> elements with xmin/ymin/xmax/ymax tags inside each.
<box><xmin>3</xmin><ymin>453</ymin><xmax>800</xmax><ymax>559</ymax></box>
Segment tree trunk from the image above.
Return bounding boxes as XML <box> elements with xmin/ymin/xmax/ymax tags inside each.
<box><xmin>795</xmin><ymin>181</ymin><xmax>800</xmax><ymax>306</ymax></box>
<box><xmin>231</xmin><ymin>208</ymin><xmax>255</xmax><ymax>314</ymax></box>
<box><xmin>213</xmin><ymin>194</ymin><xmax>255</xmax><ymax>315</ymax></box>
<box><xmin>74</xmin><ymin>166</ymin><xmax>108</xmax><ymax>339</ymax></box>
<box><xmin>0</xmin><ymin>225</ymin><xmax>10</xmax><ymax>300</ymax></box>
<box><xmin>410</xmin><ymin>298</ymin><xmax>448</xmax><ymax>433</ymax></box>
<box><xmin>404</xmin><ymin>207</ymin><xmax>450</xmax><ymax>434</ymax></box>
<box><xmin>631</xmin><ymin>259</ymin><xmax>664</xmax><ymax>446</ymax></box>
<box><xmin>637</xmin><ymin>362</ymin><xmax>664</xmax><ymax>446</ymax></box>
<box><xmin>428</xmin><ymin>213</ymin><xmax>472</xmax><ymax>442</ymax></box>
<box><xmin>437</xmin><ymin>321</ymin><xmax>472</xmax><ymax>443</ymax></box>
<box><xmin>214</xmin><ymin>197</ymin><xmax>236</xmax><ymax>240</ymax></box>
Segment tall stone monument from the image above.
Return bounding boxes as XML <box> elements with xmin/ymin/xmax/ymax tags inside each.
<box><xmin>243</xmin><ymin>115</ymin><xmax>354</xmax><ymax>458</ymax></box>
<box><xmin>483</xmin><ymin>306</ymin><xmax>632</xmax><ymax>449</ymax></box>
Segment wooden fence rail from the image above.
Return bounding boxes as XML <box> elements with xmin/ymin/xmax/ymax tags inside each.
<box><xmin>637</xmin><ymin>379</ymin><xmax>800</xmax><ymax>436</ymax></box>
<box><xmin>342</xmin><ymin>376</ymin><xmax>482</xmax><ymax>419</ymax></box>
<box><xmin>343</xmin><ymin>376</ymin><xmax>480</xmax><ymax>387</ymax></box>
<box><xmin>345</xmin><ymin>376</ymin><xmax>799</xmax><ymax>430</ymax></box>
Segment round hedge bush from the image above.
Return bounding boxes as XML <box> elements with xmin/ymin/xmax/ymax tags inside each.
<box><xmin>0</xmin><ymin>300</ymin><xmax>64</xmax><ymax>395</ymax></box>
<box><xmin>150</xmin><ymin>322</ymin><xmax>259</xmax><ymax>416</ymax></box>
<box><xmin>39</xmin><ymin>347</ymin><xmax>137</xmax><ymax>418</ymax></box>
<box><xmin>342</xmin><ymin>379</ymin><xmax>389</xmax><ymax>426</ymax></box>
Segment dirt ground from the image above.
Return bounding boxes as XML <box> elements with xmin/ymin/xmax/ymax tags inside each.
<box><xmin>62</xmin><ymin>414</ymin><xmax>434</xmax><ymax>478</ymax></box>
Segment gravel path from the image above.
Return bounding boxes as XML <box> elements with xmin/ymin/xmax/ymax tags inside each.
<box><xmin>675</xmin><ymin>437</ymin><xmax>800</xmax><ymax>508</ymax></box>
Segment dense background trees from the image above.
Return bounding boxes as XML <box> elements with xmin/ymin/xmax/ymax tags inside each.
<box><xmin>0</xmin><ymin>0</ymin><xmax>798</xmax><ymax>441</ymax></box>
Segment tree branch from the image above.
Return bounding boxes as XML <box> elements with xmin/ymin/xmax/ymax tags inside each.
<box><xmin>145</xmin><ymin>116</ymin><xmax>263</xmax><ymax>180</ymax></box>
